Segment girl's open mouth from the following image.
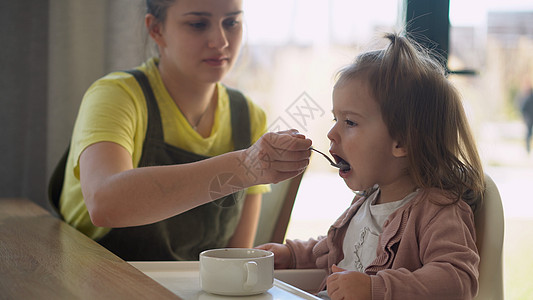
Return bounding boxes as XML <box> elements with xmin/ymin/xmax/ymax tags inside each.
<box><xmin>309</xmin><ymin>147</ymin><xmax>351</xmax><ymax>172</ymax></box>
<box><xmin>333</xmin><ymin>155</ymin><xmax>351</xmax><ymax>173</ymax></box>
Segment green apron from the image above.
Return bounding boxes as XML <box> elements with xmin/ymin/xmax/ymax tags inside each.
<box><xmin>96</xmin><ymin>70</ymin><xmax>251</xmax><ymax>261</ymax></box>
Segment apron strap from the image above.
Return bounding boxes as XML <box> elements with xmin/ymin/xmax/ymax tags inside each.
<box><xmin>123</xmin><ymin>69</ymin><xmax>164</xmax><ymax>141</ymax></box>
<box><xmin>226</xmin><ymin>87</ymin><xmax>251</xmax><ymax>150</ymax></box>
<box><xmin>48</xmin><ymin>144</ymin><xmax>69</xmax><ymax>218</ymax></box>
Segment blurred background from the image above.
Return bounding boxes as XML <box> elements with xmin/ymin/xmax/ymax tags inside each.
<box><xmin>1</xmin><ymin>0</ymin><xmax>532</xmax><ymax>298</ymax></box>
<box><xmin>235</xmin><ymin>3</ymin><xmax>533</xmax><ymax>298</ymax></box>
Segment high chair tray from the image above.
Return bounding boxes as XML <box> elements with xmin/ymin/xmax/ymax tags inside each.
<box><xmin>129</xmin><ymin>261</ymin><xmax>325</xmax><ymax>300</ymax></box>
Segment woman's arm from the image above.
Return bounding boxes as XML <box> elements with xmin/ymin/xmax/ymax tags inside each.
<box><xmin>226</xmin><ymin>193</ymin><xmax>262</xmax><ymax>248</ymax></box>
<box><xmin>80</xmin><ymin>130</ymin><xmax>311</xmax><ymax>228</ymax></box>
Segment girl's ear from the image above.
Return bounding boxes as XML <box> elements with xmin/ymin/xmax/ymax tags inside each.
<box><xmin>392</xmin><ymin>141</ymin><xmax>408</xmax><ymax>158</ymax></box>
<box><xmin>145</xmin><ymin>14</ymin><xmax>165</xmax><ymax>47</ymax></box>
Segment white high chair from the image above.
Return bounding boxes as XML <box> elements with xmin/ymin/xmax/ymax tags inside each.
<box><xmin>473</xmin><ymin>174</ymin><xmax>505</xmax><ymax>300</ymax></box>
<box><xmin>254</xmin><ymin>171</ymin><xmax>305</xmax><ymax>246</ymax></box>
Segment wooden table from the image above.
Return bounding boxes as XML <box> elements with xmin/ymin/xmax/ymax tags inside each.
<box><xmin>0</xmin><ymin>198</ymin><xmax>179</xmax><ymax>299</ymax></box>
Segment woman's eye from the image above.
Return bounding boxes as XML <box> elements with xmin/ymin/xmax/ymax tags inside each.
<box><xmin>223</xmin><ymin>18</ymin><xmax>240</xmax><ymax>28</ymax></box>
<box><xmin>189</xmin><ymin>22</ymin><xmax>207</xmax><ymax>30</ymax></box>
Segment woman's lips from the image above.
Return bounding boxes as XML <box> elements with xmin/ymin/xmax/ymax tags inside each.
<box><xmin>203</xmin><ymin>57</ymin><xmax>228</xmax><ymax>67</ymax></box>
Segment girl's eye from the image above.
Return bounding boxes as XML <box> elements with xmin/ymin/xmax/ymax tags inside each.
<box><xmin>345</xmin><ymin>120</ymin><xmax>357</xmax><ymax>126</ymax></box>
<box><xmin>332</xmin><ymin>117</ymin><xmax>356</xmax><ymax>126</ymax></box>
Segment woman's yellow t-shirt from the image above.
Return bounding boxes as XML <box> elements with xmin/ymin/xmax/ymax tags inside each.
<box><xmin>60</xmin><ymin>57</ymin><xmax>270</xmax><ymax>239</ymax></box>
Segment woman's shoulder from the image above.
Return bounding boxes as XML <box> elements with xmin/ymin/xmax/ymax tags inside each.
<box><xmin>220</xmin><ymin>84</ymin><xmax>254</xmax><ymax>103</ymax></box>
<box><xmin>87</xmin><ymin>58</ymin><xmax>155</xmax><ymax>94</ymax></box>
<box><xmin>79</xmin><ymin>70</ymin><xmax>148</xmax><ymax>123</ymax></box>
<box><xmin>219</xmin><ymin>84</ymin><xmax>266</xmax><ymax>117</ymax></box>
<box><xmin>93</xmin><ymin>70</ymin><xmax>142</xmax><ymax>88</ymax></box>
<box><xmin>83</xmin><ymin>69</ymin><xmax>147</xmax><ymax>104</ymax></box>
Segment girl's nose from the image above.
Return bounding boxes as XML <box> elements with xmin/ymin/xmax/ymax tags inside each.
<box><xmin>208</xmin><ymin>25</ymin><xmax>229</xmax><ymax>50</ymax></box>
<box><xmin>327</xmin><ymin>124</ymin><xmax>337</xmax><ymax>143</ymax></box>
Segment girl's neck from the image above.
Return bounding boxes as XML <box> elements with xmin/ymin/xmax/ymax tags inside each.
<box><xmin>375</xmin><ymin>174</ymin><xmax>417</xmax><ymax>204</ymax></box>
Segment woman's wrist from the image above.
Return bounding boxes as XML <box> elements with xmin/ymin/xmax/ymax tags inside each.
<box><xmin>285</xmin><ymin>242</ymin><xmax>297</xmax><ymax>269</ymax></box>
<box><xmin>232</xmin><ymin>148</ymin><xmax>264</xmax><ymax>187</ymax></box>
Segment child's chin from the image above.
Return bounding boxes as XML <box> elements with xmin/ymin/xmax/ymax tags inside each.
<box><xmin>343</xmin><ymin>179</ymin><xmax>358</xmax><ymax>191</ymax></box>
<box><xmin>344</xmin><ymin>179</ymin><xmax>369</xmax><ymax>194</ymax></box>
<box><xmin>339</xmin><ymin>168</ymin><xmax>352</xmax><ymax>179</ymax></box>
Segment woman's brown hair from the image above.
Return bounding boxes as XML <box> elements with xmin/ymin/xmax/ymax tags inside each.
<box><xmin>146</xmin><ymin>0</ymin><xmax>176</xmax><ymax>24</ymax></box>
<box><xmin>336</xmin><ymin>32</ymin><xmax>485</xmax><ymax>211</ymax></box>
<box><xmin>143</xmin><ymin>0</ymin><xmax>176</xmax><ymax>58</ymax></box>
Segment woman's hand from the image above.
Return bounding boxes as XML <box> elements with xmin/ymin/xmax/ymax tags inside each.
<box><xmin>255</xmin><ymin>243</ymin><xmax>293</xmax><ymax>269</ymax></box>
<box><xmin>239</xmin><ymin>129</ymin><xmax>312</xmax><ymax>186</ymax></box>
<box><xmin>327</xmin><ymin>265</ymin><xmax>371</xmax><ymax>300</ymax></box>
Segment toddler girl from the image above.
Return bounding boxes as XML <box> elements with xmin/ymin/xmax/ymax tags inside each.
<box><xmin>258</xmin><ymin>32</ymin><xmax>484</xmax><ymax>300</ymax></box>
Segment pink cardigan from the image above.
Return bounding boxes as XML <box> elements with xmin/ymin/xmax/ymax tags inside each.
<box><xmin>286</xmin><ymin>188</ymin><xmax>479</xmax><ymax>300</ymax></box>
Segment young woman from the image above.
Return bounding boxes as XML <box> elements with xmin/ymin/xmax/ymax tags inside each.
<box><xmin>57</xmin><ymin>0</ymin><xmax>311</xmax><ymax>261</ymax></box>
<box><xmin>258</xmin><ymin>33</ymin><xmax>484</xmax><ymax>300</ymax></box>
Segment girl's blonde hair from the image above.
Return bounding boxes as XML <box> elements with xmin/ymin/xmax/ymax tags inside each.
<box><xmin>336</xmin><ymin>32</ymin><xmax>484</xmax><ymax>211</ymax></box>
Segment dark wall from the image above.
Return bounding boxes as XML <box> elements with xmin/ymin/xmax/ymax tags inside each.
<box><xmin>0</xmin><ymin>0</ymin><xmax>145</xmax><ymax>211</ymax></box>
<box><xmin>0</xmin><ymin>0</ymin><xmax>50</xmax><ymax>208</ymax></box>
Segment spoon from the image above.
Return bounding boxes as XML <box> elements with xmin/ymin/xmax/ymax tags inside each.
<box><xmin>309</xmin><ymin>147</ymin><xmax>350</xmax><ymax>171</ymax></box>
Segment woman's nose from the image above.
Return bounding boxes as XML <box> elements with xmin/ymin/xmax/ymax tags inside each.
<box><xmin>208</xmin><ymin>25</ymin><xmax>229</xmax><ymax>50</ymax></box>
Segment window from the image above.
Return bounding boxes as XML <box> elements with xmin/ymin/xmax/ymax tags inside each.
<box><xmin>449</xmin><ymin>1</ymin><xmax>533</xmax><ymax>299</ymax></box>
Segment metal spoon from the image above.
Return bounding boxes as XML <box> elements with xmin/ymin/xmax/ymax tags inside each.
<box><xmin>310</xmin><ymin>147</ymin><xmax>350</xmax><ymax>171</ymax></box>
